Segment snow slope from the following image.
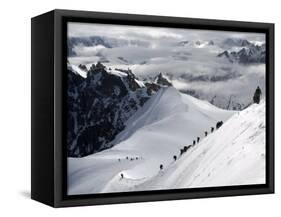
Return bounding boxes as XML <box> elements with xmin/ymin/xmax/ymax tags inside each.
<box><xmin>133</xmin><ymin>100</ymin><xmax>266</xmax><ymax>190</ymax></box>
<box><xmin>67</xmin><ymin>87</ymin><xmax>236</xmax><ymax>194</ymax></box>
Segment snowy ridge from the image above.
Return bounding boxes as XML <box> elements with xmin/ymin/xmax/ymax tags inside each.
<box><xmin>132</xmin><ymin>100</ymin><xmax>266</xmax><ymax>190</ymax></box>
<box><xmin>112</xmin><ymin>87</ymin><xmax>232</xmax><ymax>146</ymax></box>
<box><xmin>68</xmin><ymin>87</ymin><xmax>235</xmax><ymax>194</ymax></box>
<box><xmin>68</xmin><ymin>64</ymin><xmax>88</xmax><ymax>78</ymax></box>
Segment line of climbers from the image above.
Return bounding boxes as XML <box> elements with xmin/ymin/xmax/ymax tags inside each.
<box><xmin>120</xmin><ymin>120</ymin><xmax>224</xmax><ymax>179</ymax></box>
<box><xmin>118</xmin><ymin>156</ymin><xmax>141</xmax><ymax>162</ymax></box>
<box><xmin>159</xmin><ymin>120</ymin><xmax>224</xmax><ymax>171</ymax></box>
<box><xmin>119</xmin><ymin>156</ymin><xmax>142</xmax><ymax>179</ymax></box>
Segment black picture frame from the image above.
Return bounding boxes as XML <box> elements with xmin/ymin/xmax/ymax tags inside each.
<box><xmin>31</xmin><ymin>9</ymin><xmax>274</xmax><ymax>208</ymax></box>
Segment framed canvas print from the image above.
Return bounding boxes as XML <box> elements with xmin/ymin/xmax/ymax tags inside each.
<box><xmin>31</xmin><ymin>9</ymin><xmax>274</xmax><ymax>207</ymax></box>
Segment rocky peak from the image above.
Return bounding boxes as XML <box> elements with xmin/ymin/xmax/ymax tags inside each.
<box><xmin>217</xmin><ymin>50</ymin><xmax>230</xmax><ymax>58</ymax></box>
<box><xmin>154</xmin><ymin>73</ymin><xmax>172</xmax><ymax>87</ymax></box>
<box><xmin>114</xmin><ymin>68</ymin><xmax>141</xmax><ymax>91</ymax></box>
<box><xmin>96</xmin><ymin>61</ymin><xmax>106</xmax><ymax>69</ymax></box>
<box><xmin>241</xmin><ymin>39</ymin><xmax>251</xmax><ymax>47</ymax></box>
<box><xmin>88</xmin><ymin>62</ymin><xmax>108</xmax><ymax>79</ymax></box>
<box><xmin>145</xmin><ymin>82</ymin><xmax>161</xmax><ymax>95</ymax></box>
<box><xmin>78</xmin><ymin>64</ymin><xmax>87</xmax><ymax>71</ymax></box>
<box><xmin>67</xmin><ymin>63</ymin><xmax>161</xmax><ymax>157</ymax></box>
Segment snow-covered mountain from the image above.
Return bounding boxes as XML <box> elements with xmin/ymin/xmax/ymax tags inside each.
<box><xmin>67</xmin><ymin>62</ymin><xmax>148</xmax><ymax>157</ymax></box>
<box><xmin>67</xmin><ymin>62</ymin><xmax>173</xmax><ymax>157</ymax></box>
<box><xmin>68</xmin><ymin>93</ymin><xmax>265</xmax><ymax>194</ymax></box>
<box><xmin>134</xmin><ymin>100</ymin><xmax>266</xmax><ymax>189</ymax></box>
<box><xmin>68</xmin><ymin>86</ymin><xmax>235</xmax><ymax>194</ymax></box>
<box><xmin>66</xmin><ymin>25</ymin><xmax>266</xmax><ymax>194</ymax></box>
<box><xmin>68</xmin><ymin>35</ymin><xmax>265</xmax><ymax>112</ymax></box>
<box><xmin>217</xmin><ymin>40</ymin><xmax>265</xmax><ymax>64</ymax></box>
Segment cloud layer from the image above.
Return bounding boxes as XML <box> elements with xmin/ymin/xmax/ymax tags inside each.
<box><xmin>67</xmin><ymin>22</ymin><xmax>266</xmax><ymax>110</ymax></box>
<box><xmin>68</xmin><ymin>22</ymin><xmax>265</xmax><ymax>43</ymax></box>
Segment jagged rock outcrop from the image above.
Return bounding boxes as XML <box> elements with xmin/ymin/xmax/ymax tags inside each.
<box><xmin>67</xmin><ymin>62</ymin><xmax>160</xmax><ymax>157</ymax></box>
<box><xmin>154</xmin><ymin>73</ymin><xmax>172</xmax><ymax>87</ymax></box>
<box><xmin>78</xmin><ymin>64</ymin><xmax>87</xmax><ymax>71</ymax></box>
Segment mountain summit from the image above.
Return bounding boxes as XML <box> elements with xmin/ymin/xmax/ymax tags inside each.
<box><xmin>154</xmin><ymin>73</ymin><xmax>172</xmax><ymax>87</ymax></box>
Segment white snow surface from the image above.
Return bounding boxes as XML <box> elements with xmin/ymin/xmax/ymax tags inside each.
<box><xmin>67</xmin><ymin>87</ymin><xmax>265</xmax><ymax>195</ymax></box>
<box><xmin>69</xmin><ymin>64</ymin><xmax>88</xmax><ymax>78</ymax></box>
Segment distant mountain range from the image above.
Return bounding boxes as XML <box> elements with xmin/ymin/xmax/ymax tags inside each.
<box><xmin>68</xmin><ymin>36</ymin><xmax>265</xmax><ymax>64</ymax></box>
<box><xmin>68</xmin><ymin>37</ymin><xmax>265</xmax><ymax>112</ymax></box>
<box><xmin>217</xmin><ymin>39</ymin><xmax>265</xmax><ymax>64</ymax></box>
<box><xmin>68</xmin><ymin>36</ymin><xmax>150</xmax><ymax>56</ymax></box>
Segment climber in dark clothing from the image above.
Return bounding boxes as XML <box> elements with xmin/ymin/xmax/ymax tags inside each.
<box><xmin>180</xmin><ymin>149</ymin><xmax>184</xmax><ymax>155</ymax></box>
<box><xmin>205</xmin><ymin>131</ymin><xmax>208</xmax><ymax>137</ymax></box>
<box><xmin>160</xmin><ymin>164</ymin><xmax>163</xmax><ymax>170</ymax></box>
<box><xmin>193</xmin><ymin>140</ymin><xmax>196</xmax><ymax>146</ymax></box>
<box><xmin>216</xmin><ymin>121</ymin><xmax>223</xmax><ymax>129</ymax></box>
<box><xmin>253</xmin><ymin>86</ymin><xmax>262</xmax><ymax>104</ymax></box>
<box><xmin>197</xmin><ymin>137</ymin><xmax>200</xmax><ymax>143</ymax></box>
<box><xmin>211</xmin><ymin>127</ymin><xmax>214</xmax><ymax>133</ymax></box>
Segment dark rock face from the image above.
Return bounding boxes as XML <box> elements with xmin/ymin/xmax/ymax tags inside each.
<box><xmin>78</xmin><ymin>64</ymin><xmax>87</xmax><ymax>71</ymax></box>
<box><xmin>67</xmin><ymin>62</ymin><xmax>159</xmax><ymax>157</ymax></box>
<box><xmin>217</xmin><ymin>50</ymin><xmax>231</xmax><ymax>59</ymax></box>
<box><xmin>125</xmin><ymin>69</ymin><xmax>141</xmax><ymax>91</ymax></box>
<box><xmin>145</xmin><ymin>82</ymin><xmax>161</xmax><ymax>95</ymax></box>
<box><xmin>154</xmin><ymin>73</ymin><xmax>172</xmax><ymax>87</ymax></box>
